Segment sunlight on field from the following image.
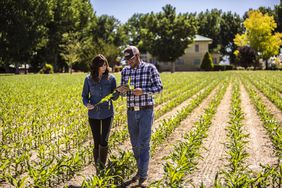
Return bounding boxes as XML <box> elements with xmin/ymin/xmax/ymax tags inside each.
<box><xmin>0</xmin><ymin>71</ymin><xmax>281</xmax><ymax>187</ymax></box>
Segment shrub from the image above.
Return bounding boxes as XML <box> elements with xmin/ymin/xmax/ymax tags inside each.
<box><xmin>225</xmin><ymin>65</ymin><xmax>233</xmax><ymax>70</ymax></box>
<box><xmin>39</xmin><ymin>64</ymin><xmax>54</xmax><ymax>74</ymax></box>
<box><xmin>200</xmin><ymin>52</ymin><xmax>214</xmax><ymax>71</ymax></box>
<box><xmin>213</xmin><ymin>65</ymin><xmax>234</xmax><ymax>71</ymax></box>
<box><xmin>213</xmin><ymin>65</ymin><xmax>225</xmax><ymax>71</ymax></box>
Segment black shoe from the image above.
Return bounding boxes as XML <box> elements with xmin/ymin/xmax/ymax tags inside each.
<box><xmin>99</xmin><ymin>145</ymin><xmax>108</xmax><ymax>168</ymax></box>
<box><xmin>138</xmin><ymin>177</ymin><xmax>147</xmax><ymax>186</ymax></box>
<box><xmin>131</xmin><ymin>173</ymin><xmax>140</xmax><ymax>183</ymax></box>
<box><xmin>120</xmin><ymin>173</ymin><xmax>140</xmax><ymax>187</ymax></box>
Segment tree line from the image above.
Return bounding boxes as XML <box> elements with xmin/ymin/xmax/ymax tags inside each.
<box><xmin>0</xmin><ymin>0</ymin><xmax>281</xmax><ymax>73</ymax></box>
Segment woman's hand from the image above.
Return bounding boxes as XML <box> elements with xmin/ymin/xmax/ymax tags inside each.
<box><xmin>116</xmin><ymin>85</ymin><xmax>130</xmax><ymax>94</ymax></box>
<box><xmin>86</xmin><ymin>103</ymin><xmax>95</xmax><ymax>110</ymax></box>
<box><xmin>110</xmin><ymin>91</ymin><xmax>120</xmax><ymax>101</ymax></box>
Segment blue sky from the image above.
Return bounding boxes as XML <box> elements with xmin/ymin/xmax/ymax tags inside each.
<box><xmin>91</xmin><ymin>0</ymin><xmax>279</xmax><ymax>23</ymax></box>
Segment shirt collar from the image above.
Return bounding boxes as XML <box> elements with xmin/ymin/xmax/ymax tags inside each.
<box><xmin>130</xmin><ymin>61</ymin><xmax>145</xmax><ymax>70</ymax></box>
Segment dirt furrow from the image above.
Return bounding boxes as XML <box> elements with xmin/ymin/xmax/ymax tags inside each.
<box><xmin>185</xmin><ymin>84</ymin><xmax>232</xmax><ymax>188</ymax></box>
<box><xmin>147</xmin><ymin>84</ymin><xmax>221</xmax><ymax>184</ymax></box>
<box><xmin>240</xmin><ymin>85</ymin><xmax>277</xmax><ymax>172</ymax></box>
<box><xmin>250</xmin><ymin>85</ymin><xmax>282</xmax><ymax>123</ymax></box>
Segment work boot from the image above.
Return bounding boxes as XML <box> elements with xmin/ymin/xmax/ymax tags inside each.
<box><xmin>138</xmin><ymin>177</ymin><xmax>148</xmax><ymax>187</ymax></box>
<box><xmin>93</xmin><ymin>148</ymin><xmax>100</xmax><ymax>173</ymax></box>
<box><xmin>131</xmin><ymin>172</ymin><xmax>140</xmax><ymax>183</ymax></box>
<box><xmin>93</xmin><ymin>148</ymin><xmax>99</xmax><ymax>165</ymax></box>
<box><xmin>99</xmin><ymin>145</ymin><xmax>108</xmax><ymax>169</ymax></box>
<box><xmin>120</xmin><ymin>171</ymin><xmax>140</xmax><ymax>187</ymax></box>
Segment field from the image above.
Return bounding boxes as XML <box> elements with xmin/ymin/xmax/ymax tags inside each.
<box><xmin>0</xmin><ymin>71</ymin><xmax>281</xmax><ymax>188</ymax></box>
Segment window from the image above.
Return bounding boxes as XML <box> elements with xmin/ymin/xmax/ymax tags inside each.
<box><xmin>195</xmin><ymin>44</ymin><xmax>199</xmax><ymax>52</ymax></box>
<box><xmin>213</xmin><ymin>57</ymin><xmax>217</xmax><ymax>64</ymax></box>
<box><xmin>176</xmin><ymin>58</ymin><xmax>184</xmax><ymax>65</ymax></box>
<box><xmin>193</xmin><ymin>59</ymin><xmax>201</xmax><ymax>65</ymax></box>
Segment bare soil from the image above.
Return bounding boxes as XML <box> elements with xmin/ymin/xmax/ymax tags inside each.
<box><xmin>184</xmin><ymin>84</ymin><xmax>232</xmax><ymax>188</ymax></box>
<box><xmin>147</xmin><ymin>84</ymin><xmax>221</xmax><ymax>184</ymax></box>
<box><xmin>240</xmin><ymin>85</ymin><xmax>277</xmax><ymax>172</ymax></box>
<box><xmin>251</xmin><ymin>86</ymin><xmax>282</xmax><ymax>123</ymax></box>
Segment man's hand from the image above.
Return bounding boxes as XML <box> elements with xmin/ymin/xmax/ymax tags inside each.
<box><xmin>133</xmin><ymin>88</ymin><xmax>143</xmax><ymax>96</ymax></box>
<box><xmin>86</xmin><ymin>103</ymin><xmax>95</xmax><ymax>110</ymax></box>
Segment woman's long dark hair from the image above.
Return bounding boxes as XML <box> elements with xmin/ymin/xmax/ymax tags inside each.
<box><xmin>90</xmin><ymin>54</ymin><xmax>110</xmax><ymax>82</ymax></box>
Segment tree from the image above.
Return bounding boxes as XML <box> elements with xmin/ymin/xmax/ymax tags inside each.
<box><xmin>94</xmin><ymin>15</ymin><xmax>127</xmax><ymax>67</ymax></box>
<box><xmin>200</xmin><ymin>52</ymin><xmax>214</xmax><ymax>71</ymax></box>
<box><xmin>219</xmin><ymin>11</ymin><xmax>243</xmax><ymax>64</ymax></box>
<box><xmin>235</xmin><ymin>46</ymin><xmax>258</xmax><ymax>69</ymax></box>
<box><xmin>44</xmin><ymin>0</ymin><xmax>95</xmax><ymax>72</ymax></box>
<box><xmin>234</xmin><ymin>10</ymin><xmax>282</xmax><ymax>69</ymax></box>
<box><xmin>0</xmin><ymin>0</ymin><xmax>50</xmax><ymax>74</ymax></box>
<box><xmin>197</xmin><ymin>9</ymin><xmax>222</xmax><ymax>51</ymax></box>
<box><xmin>0</xmin><ymin>0</ymin><xmax>104</xmax><ymax>73</ymax></box>
<box><xmin>60</xmin><ymin>32</ymin><xmax>81</xmax><ymax>73</ymax></box>
<box><xmin>244</xmin><ymin>6</ymin><xmax>281</xmax><ymax>33</ymax></box>
<box><xmin>124</xmin><ymin>13</ymin><xmax>149</xmax><ymax>52</ymax></box>
<box><xmin>277</xmin><ymin>1</ymin><xmax>282</xmax><ymax>32</ymax></box>
<box><xmin>142</xmin><ymin>4</ymin><xmax>197</xmax><ymax>72</ymax></box>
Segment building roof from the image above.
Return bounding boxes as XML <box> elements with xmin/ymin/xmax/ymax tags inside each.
<box><xmin>194</xmin><ymin>35</ymin><xmax>213</xmax><ymax>42</ymax></box>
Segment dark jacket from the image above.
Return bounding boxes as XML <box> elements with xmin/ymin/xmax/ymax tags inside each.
<box><xmin>82</xmin><ymin>74</ymin><xmax>117</xmax><ymax>119</ymax></box>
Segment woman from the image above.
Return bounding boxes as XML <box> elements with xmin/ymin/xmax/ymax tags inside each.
<box><xmin>82</xmin><ymin>54</ymin><xmax>118</xmax><ymax>170</ymax></box>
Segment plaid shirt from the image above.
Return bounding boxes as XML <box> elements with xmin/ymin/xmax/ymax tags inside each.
<box><xmin>121</xmin><ymin>61</ymin><xmax>163</xmax><ymax>107</ymax></box>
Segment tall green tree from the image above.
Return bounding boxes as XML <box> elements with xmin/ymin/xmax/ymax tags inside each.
<box><xmin>219</xmin><ymin>11</ymin><xmax>243</xmax><ymax>64</ymax></box>
<box><xmin>274</xmin><ymin>2</ymin><xmax>282</xmax><ymax>59</ymax></box>
<box><xmin>45</xmin><ymin>0</ymin><xmax>94</xmax><ymax>72</ymax></box>
<box><xmin>0</xmin><ymin>0</ymin><xmax>50</xmax><ymax>73</ymax></box>
<box><xmin>234</xmin><ymin>10</ymin><xmax>282</xmax><ymax>69</ymax></box>
<box><xmin>124</xmin><ymin>13</ymin><xmax>151</xmax><ymax>52</ymax></box>
<box><xmin>60</xmin><ymin>32</ymin><xmax>81</xmax><ymax>73</ymax></box>
<box><xmin>76</xmin><ymin>4</ymin><xmax>100</xmax><ymax>72</ymax></box>
<box><xmin>142</xmin><ymin>4</ymin><xmax>197</xmax><ymax>72</ymax></box>
<box><xmin>276</xmin><ymin>1</ymin><xmax>282</xmax><ymax>33</ymax></box>
<box><xmin>197</xmin><ymin>9</ymin><xmax>222</xmax><ymax>51</ymax></box>
<box><xmin>94</xmin><ymin>15</ymin><xmax>127</xmax><ymax>66</ymax></box>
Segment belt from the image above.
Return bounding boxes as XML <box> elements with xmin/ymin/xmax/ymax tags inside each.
<box><xmin>128</xmin><ymin>105</ymin><xmax>153</xmax><ymax>111</ymax></box>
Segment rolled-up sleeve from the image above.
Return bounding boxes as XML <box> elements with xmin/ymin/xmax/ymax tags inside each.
<box><xmin>143</xmin><ymin>66</ymin><xmax>163</xmax><ymax>94</ymax></box>
<box><xmin>119</xmin><ymin>69</ymin><xmax>128</xmax><ymax>96</ymax></box>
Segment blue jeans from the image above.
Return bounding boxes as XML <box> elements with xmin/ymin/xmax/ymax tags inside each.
<box><xmin>127</xmin><ymin>108</ymin><xmax>154</xmax><ymax>179</ymax></box>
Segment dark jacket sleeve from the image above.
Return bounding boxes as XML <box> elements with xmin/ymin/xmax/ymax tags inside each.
<box><xmin>82</xmin><ymin>77</ymin><xmax>89</xmax><ymax>106</ymax></box>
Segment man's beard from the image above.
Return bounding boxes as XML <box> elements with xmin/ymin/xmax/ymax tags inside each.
<box><xmin>130</xmin><ymin>61</ymin><xmax>139</xmax><ymax>69</ymax></box>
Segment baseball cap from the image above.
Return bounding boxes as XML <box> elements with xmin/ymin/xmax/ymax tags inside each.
<box><xmin>123</xmin><ymin>46</ymin><xmax>139</xmax><ymax>60</ymax></box>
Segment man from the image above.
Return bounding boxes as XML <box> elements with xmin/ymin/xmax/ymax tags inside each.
<box><xmin>117</xmin><ymin>46</ymin><xmax>163</xmax><ymax>186</ymax></box>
